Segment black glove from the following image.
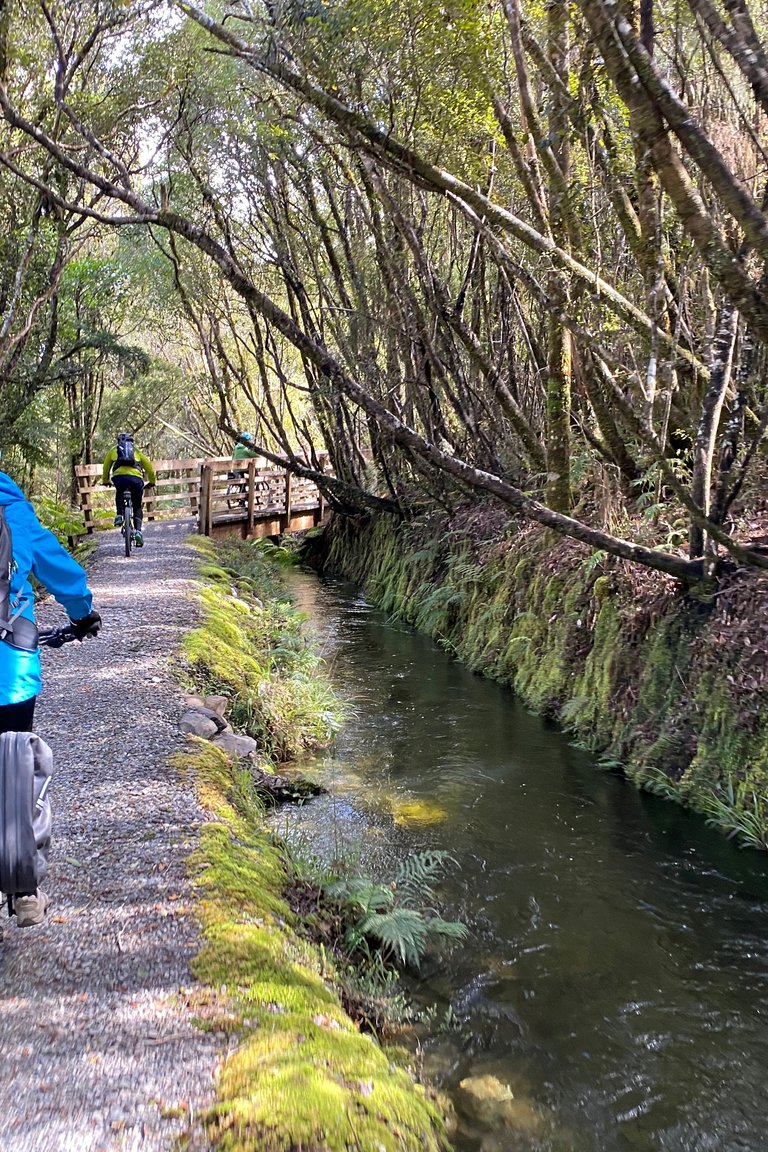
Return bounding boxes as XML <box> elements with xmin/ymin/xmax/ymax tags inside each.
<box><xmin>68</xmin><ymin>610</ymin><xmax>102</xmax><ymax>640</ymax></box>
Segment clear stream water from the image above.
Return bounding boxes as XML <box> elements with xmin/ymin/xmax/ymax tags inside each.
<box><xmin>275</xmin><ymin>571</ymin><xmax>768</xmax><ymax>1152</ymax></box>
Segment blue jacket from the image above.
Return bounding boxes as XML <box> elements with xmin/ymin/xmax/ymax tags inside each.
<box><xmin>0</xmin><ymin>471</ymin><xmax>93</xmax><ymax>706</ymax></box>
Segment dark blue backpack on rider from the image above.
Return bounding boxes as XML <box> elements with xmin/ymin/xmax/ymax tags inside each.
<box><xmin>115</xmin><ymin>433</ymin><xmax>137</xmax><ymax>468</ymax></box>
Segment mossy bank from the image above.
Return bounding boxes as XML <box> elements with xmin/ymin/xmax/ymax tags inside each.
<box><xmin>311</xmin><ymin>508</ymin><xmax>768</xmax><ymax>849</ymax></box>
<box><xmin>176</xmin><ymin>537</ymin><xmax>450</xmax><ymax>1152</ymax></box>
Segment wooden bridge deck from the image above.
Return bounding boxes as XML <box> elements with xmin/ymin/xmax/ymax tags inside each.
<box><xmin>74</xmin><ymin>457</ymin><xmax>326</xmax><ymax>539</ymax></box>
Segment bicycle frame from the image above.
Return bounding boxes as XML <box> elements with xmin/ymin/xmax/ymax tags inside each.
<box><xmin>122</xmin><ymin>490</ymin><xmax>134</xmax><ymax>557</ymax></box>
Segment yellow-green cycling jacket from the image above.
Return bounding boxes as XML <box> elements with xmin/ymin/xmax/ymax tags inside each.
<box><xmin>101</xmin><ymin>446</ymin><xmax>157</xmax><ymax>486</ymax></box>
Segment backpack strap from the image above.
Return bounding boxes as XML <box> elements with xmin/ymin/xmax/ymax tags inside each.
<box><xmin>0</xmin><ymin>506</ymin><xmax>20</xmax><ymax>639</ymax></box>
<box><xmin>0</xmin><ymin>595</ymin><xmax>27</xmax><ymax>641</ymax></box>
<box><xmin>0</xmin><ymin>598</ymin><xmax>24</xmax><ymax>634</ymax></box>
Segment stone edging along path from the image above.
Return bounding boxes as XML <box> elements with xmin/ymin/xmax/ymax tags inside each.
<box><xmin>0</xmin><ymin>520</ymin><xmax>227</xmax><ymax>1152</ymax></box>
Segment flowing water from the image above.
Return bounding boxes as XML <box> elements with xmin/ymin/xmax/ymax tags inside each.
<box><xmin>275</xmin><ymin>571</ymin><xmax>768</xmax><ymax>1152</ymax></box>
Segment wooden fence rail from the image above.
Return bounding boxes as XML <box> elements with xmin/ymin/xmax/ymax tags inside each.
<box><xmin>74</xmin><ymin>457</ymin><xmax>327</xmax><ymax>539</ymax></box>
<box><xmin>74</xmin><ymin>458</ymin><xmax>204</xmax><ymax>532</ymax></box>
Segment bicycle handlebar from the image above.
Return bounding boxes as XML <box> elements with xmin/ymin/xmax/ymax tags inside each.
<box><xmin>38</xmin><ymin>624</ymin><xmax>96</xmax><ymax>648</ymax></box>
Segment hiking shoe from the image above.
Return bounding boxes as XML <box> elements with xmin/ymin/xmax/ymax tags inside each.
<box><xmin>134</xmin><ymin>530</ymin><xmax>144</xmax><ymax>547</ymax></box>
<box><xmin>113</xmin><ymin>515</ymin><xmax>123</xmax><ymax>528</ymax></box>
<box><xmin>14</xmin><ymin>889</ymin><xmax>50</xmax><ymax>928</ymax></box>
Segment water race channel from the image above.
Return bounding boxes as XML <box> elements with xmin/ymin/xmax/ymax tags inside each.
<box><xmin>275</xmin><ymin>571</ymin><xmax>768</xmax><ymax>1152</ymax></box>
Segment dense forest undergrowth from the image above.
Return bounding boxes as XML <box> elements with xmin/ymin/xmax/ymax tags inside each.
<box><xmin>310</xmin><ymin>507</ymin><xmax>768</xmax><ymax>850</ymax></box>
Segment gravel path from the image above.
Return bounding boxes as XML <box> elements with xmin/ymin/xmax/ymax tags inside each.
<box><xmin>0</xmin><ymin>520</ymin><xmax>226</xmax><ymax>1152</ymax></box>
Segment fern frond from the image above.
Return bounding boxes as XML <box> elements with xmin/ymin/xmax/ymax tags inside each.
<box><xmin>423</xmin><ymin>916</ymin><xmax>469</xmax><ymax>942</ymax></box>
<box><xmin>582</xmin><ymin>548</ymin><xmax>608</xmax><ymax>575</ymax></box>
<box><xmin>558</xmin><ymin>696</ymin><xmax>590</xmax><ymax>725</ymax></box>
<box><xmin>359</xmin><ymin>909</ymin><xmax>428</xmax><ymax>968</ymax></box>
<box><xmin>394</xmin><ymin>850</ymin><xmax>455</xmax><ymax>906</ymax></box>
<box><xmin>325</xmin><ymin>878</ymin><xmax>394</xmax><ymax>914</ymax></box>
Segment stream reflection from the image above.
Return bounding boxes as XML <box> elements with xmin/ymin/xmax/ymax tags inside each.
<box><xmin>273</xmin><ymin>571</ymin><xmax>768</xmax><ymax>1152</ymax></box>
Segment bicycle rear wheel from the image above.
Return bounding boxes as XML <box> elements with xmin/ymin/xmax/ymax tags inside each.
<box><xmin>124</xmin><ymin>493</ymin><xmax>133</xmax><ymax>558</ymax></box>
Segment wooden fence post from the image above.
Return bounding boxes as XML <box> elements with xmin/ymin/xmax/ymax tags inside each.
<box><xmin>284</xmin><ymin>469</ymin><xmax>293</xmax><ymax>531</ymax></box>
<box><xmin>247</xmin><ymin>459</ymin><xmax>256</xmax><ymax>534</ymax></box>
<box><xmin>77</xmin><ymin>472</ymin><xmax>95</xmax><ymax>533</ymax></box>
<box><xmin>187</xmin><ymin>467</ymin><xmax>199</xmax><ymax>515</ymax></box>
<box><xmin>200</xmin><ymin>464</ymin><xmax>212</xmax><ymax>535</ymax></box>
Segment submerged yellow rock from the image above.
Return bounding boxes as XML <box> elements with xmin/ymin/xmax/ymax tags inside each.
<box><xmin>456</xmin><ymin>1074</ymin><xmax>543</xmax><ymax>1135</ymax></box>
<box><xmin>391</xmin><ymin>798</ymin><xmax>448</xmax><ymax>827</ymax></box>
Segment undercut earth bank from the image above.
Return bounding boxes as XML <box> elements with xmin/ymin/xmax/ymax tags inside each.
<box><xmin>310</xmin><ymin>508</ymin><xmax>768</xmax><ymax>850</ymax></box>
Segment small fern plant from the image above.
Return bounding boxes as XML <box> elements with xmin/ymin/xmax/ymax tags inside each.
<box><xmin>324</xmin><ymin>850</ymin><xmax>468</xmax><ymax>971</ymax></box>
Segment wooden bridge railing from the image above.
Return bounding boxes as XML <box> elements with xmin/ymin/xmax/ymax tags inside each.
<box><xmin>74</xmin><ymin>456</ymin><xmax>328</xmax><ymax>539</ymax></box>
<box><xmin>74</xmin><ymin>458</ymin><xmax>203</xmax><ymax>532</ymax></box>
<box><xmin>198</xmin><ymin>458</ymin><xmax>326</xmax><ymax>539</ymax></box>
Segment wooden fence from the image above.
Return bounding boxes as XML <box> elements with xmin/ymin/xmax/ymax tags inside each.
<box><xmin>74</xmin><ymin>458</ymin><xmax>203</xmax><ymax>532</ymax></box>
<box><xmin>74</xmin><ymin>456</ymin><xmax>327</xmax><ymax>539</ymax></box>
<box><xmin>198</xmin><ymin>458</ymin><xmax>326</xmax><ymax>539</ymax></box>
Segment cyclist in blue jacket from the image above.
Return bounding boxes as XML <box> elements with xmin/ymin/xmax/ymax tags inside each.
<box><xmin>0</xmin><ymin>468</ymin><xmax>100</xmax><ymax>926</ymax></box>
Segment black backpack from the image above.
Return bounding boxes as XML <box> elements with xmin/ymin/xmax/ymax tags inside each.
<box><xmin>0</xmin><ymin>506</ymin><xmax>19</xmax><ymax>644</ymax></box>
<box><xmin>116</xmin><ymin>433</ymin><xmax>137</xmax><ymax>467</ymax></box>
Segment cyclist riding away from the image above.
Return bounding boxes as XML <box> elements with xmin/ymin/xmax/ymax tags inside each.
<box><xmin>101</xmin><ymin>433</ymin><xmax>156</xmax><ymax>547</ymax></box>
<box><xmin>0</xmin><ymin>465</ymin><xmax>101</xmax><ymax>927</ymax></box>
<box><xmin>232</xmin><ymin>431</ymin><xmax>260</xmax><ymax>464</ymax></box>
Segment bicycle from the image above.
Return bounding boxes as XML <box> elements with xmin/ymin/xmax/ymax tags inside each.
<box><xmin>226</xmin><ymin>470</ymin><xmax>247</xmax><ymax>509</ymax></box>
<box><xmin>120</xmin><ymin>487</ymin><xmax>144</xmax><ymax>557</ymax></box>
<box><xmin>1</xmin><ymin>621</ymin><xmax>98</xmax><ymax>924</ymax></box>
<box><xmin>226</xmin><ymin>470</ymin><xmax>270</xmax><ymax>511</ymax></box>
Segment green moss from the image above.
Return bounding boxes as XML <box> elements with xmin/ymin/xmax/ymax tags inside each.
<box><xmin>592</xmin><ymin>574</ymin><xmax>611</xmax><ymax>601</ymax></box>
<box><xmin>179</xmin><ymin>742</ymin><xmax>449</xmax><ymax>1152</ymax></box>
<box><xmin>570</xmin><ymin>601</ymin><xmax>623</xmax><ymax>747</ymax></box>
<box><xmin>198</xmin><ymin>562</ymin><xmax>237</xmax><ymax>585</ymax></box>
<box><xmin>183</xmin><ymin>628</ymin><xmax>264</xmax><ymax>696</ymax></box>
<box><xmin>632</xmin><ymin>621</ymin><xmax>686</xmax><ymax>726</ymax></box>
<box><xmin>184</xmin><ymin>541</ymin><xmax>342</xmax><ymax>760</ymax></box>
<box><xmin>175</xmin><ymin>539</ymin><xmax>449</xmax><ymax>1150</ymax></box>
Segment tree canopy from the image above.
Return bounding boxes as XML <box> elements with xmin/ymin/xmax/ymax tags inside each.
<box><xmin>2</xmin><ymin>0</ymin><xmax>768</xmax><ymax>580</ymax></box>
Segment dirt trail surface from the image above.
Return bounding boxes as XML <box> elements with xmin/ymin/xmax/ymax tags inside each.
<box><xmin>0</xmin><ymin>520</ymin><xmax>225</xmax><ymax>1152</ymax></box>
